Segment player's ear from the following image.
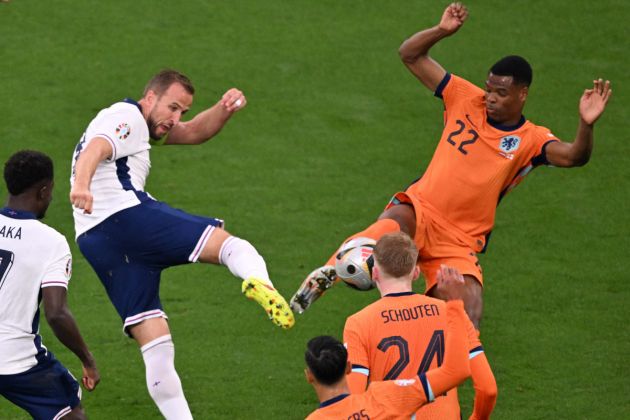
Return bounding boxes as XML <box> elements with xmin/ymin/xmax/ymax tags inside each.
<box><xmin>519</xmin><ymin>85</ymin><xmax>529</xmax><ymax>102</ymax></box>
<box><xmin>372</xmin><ymin>265</ymin><xmax>380</xmax><ymax>282</ymax></box>
<box><xmin>345</xmin><ymin>361</ymin><xmax>352</xmax><ymax>375</ymax></box>
<box><xmin>305</xmin><ymin>368</ymin><xmax>315</xmax><ymax>384</ymax></box>
<box><xmin>412</xmin><ymin>265</ymin><xmax>421</xmax><ymax>280</ymax></box>
<box><xmin>144</xmin><ymin>89</ymin><xmax>157</xmax><ymax>105</ymax></box>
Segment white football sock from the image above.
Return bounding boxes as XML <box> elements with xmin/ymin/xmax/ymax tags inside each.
<box><xmin>218</xmin><ymin>236</ymin><xmax>272</xmax><ymax>285</ymax></box>
<box><xmin>141</xmin><ymin>335</ymin><xmax>193</xmax><ymax>420</ymax></box>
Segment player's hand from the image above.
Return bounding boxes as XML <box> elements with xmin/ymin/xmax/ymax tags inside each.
<box><xmin>220</xmin><ymin>88</ymin><xmax>247</xmax><ymax>113</ymax></box>
<box><xmin>82</xmin><ymin>361</ymin><xmax>100</xmax><ymax>391</ymax></box>
<box><xmin>436</xmin><ymin>265</ymin><xmax>467</xmax><ymax>301</ymax></box>
<box><xmin>438</xmin><ymin>2</ymin><xmax>468</xmax><ymax>35</ymax></box>
<box><xmin>69</xmin><ymin>186</ymin><xmax>94</xmax><ymax>214</ymax></box>
<box><xmin>579</xmin><ymin>79</ymin><xmax>612</xmax><ymax>125</ymax></box>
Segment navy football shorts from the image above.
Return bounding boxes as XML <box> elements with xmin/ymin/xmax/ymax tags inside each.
<box><xmin>0</xmin><ymin>352</ymin><xmax>81</xmax><ymax>419</ymax></box>
<box><xmin>77</xmin><ymin>200</ymin><xmax>224</xmax><ymax>334</ymax></box>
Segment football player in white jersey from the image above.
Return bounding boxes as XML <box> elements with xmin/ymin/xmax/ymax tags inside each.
<box><xmin>0</xmin><ymin>150</ymin><xmax>99</xmax><ymax>420</ymax></box>
<box><xmin>69</xmin><ymin>69</ymin><xmax>293</xmax><ymax>419</ymax></box>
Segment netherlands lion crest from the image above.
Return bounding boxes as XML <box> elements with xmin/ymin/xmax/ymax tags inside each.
<box><xmin>499</xmin><ymin>135</ymin><xmax>521</xmax><ymax>153</ymax></box>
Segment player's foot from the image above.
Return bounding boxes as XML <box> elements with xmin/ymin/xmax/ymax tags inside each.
<box><xmin>289</xmin><ymin>265</ymin><xmax>337</xmax><ymax>314</ymax></box>
<box><xmin>242</xmin><ymin>277</ymin><xmax>295</xmax><ymax>329</ymax></box>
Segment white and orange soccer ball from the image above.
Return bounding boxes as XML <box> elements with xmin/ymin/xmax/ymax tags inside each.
<box><xmin>335</xmin><ymin>237</ymin><xmax>376</xmax><ymax>291</ymax></box>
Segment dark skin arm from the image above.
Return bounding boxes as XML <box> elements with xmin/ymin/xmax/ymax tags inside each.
<box><xmin>399</xmin><ymin>2</ymin><xmax>468</xmax><ymax>91</ymax></box>
<box><xmin>545</xmin><ymin>79</ymin><xmax>612</xmax><ymax>167</ymax></box>
<box><xmin>43</xmin><ymin>287</ymin><xmax>100</xmax><ymax>391</ymax></box>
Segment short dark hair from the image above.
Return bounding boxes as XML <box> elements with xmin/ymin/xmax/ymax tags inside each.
<box><xmin>374</xmin><ymin>232</ymin><xmax>418</xmax><ymax>278</ymax></box>
<box><xmin>143</xmin><ymin>69</ymin><xmax>195</xmax><ymax>97</ymax></box>
<box><xmin>305</xmin><ymin>336</ymin><xmax>347</xmax><ymax>386</ymax></box>
<box><xmin>489</xmin><ymin>55</ymin><xmax>533</xmax><ymax>86</ymax></box>
<box><xmin>4</xmin><ymin>150</ymin><xmax>54</xmax><ymax>195</ymax></box>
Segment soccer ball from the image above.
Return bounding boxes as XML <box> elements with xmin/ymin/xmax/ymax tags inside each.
<box><xmin>335</xmin><ymin>237</ymin><xmax>376</xmax><ymax>291</ymax></box>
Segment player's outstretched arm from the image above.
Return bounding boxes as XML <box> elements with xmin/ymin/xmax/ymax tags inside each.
<box><xmin>545</xmin><ymin>79</ymin><xmax>612</xmax><ymax>167</ymax></box>
<box><xmin>43</xmin><ymin>287</ymin><xmax>100</xmax><ymax>391</ymax></box>
<box><xmin>165</xmin><ymin>88</ymin><xmax>246</xmax><ymax>145</ymax></box>
<box><xmin>399</xmin><ymin>2</ymin><xmax>468</xmax><ymax>91</ymax></box>
<box><xmin>70</xmin><ymin>137</ymin><xmax>113</xmax><ymax>214</ymax></box>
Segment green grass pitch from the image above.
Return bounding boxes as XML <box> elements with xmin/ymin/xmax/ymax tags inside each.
<box><xmin>1</xmin><ymin>0</ymin><xmax>628</xmax><ymax>418</ymax></box>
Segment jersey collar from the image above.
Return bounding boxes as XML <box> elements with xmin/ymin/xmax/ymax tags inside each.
<box><xmin>384</xmin><ymin>291</ymin><xmax>416</xmax><ymax>297</ymax></box>
<box><xmin>123</xmin><ymin>97</ymin><xmax>143</xmax><ymax>113</ymax></box>
<box><xmin>319</xmin><ymin>393</ymin><xmax>350</xmax><ymax>408</ymax></box>
<box><xmin>487</xmin><ymin>115</ymin><xmax>526</xmax><ymax>131</ymax></box>
<box><xmin>0</xmin><ymin>207</ymin><xmax>37</xmax><ymax>220</ymax></box>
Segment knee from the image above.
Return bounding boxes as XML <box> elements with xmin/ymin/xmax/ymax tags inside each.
<box><xmin>379</xmin><ymin>205</ymin><xmax>416</xmax><ymax>237</ymax></box>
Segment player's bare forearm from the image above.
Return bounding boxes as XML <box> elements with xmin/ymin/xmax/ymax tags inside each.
<box><xmin>165</xmin><ymin>103</ymin><xmax>232</xmax><ymax>145</ymax></box>
<box><xmin>399</xmin><ymin>26</ymin><xmax>450</xmax><ymax>91</ymax></box>
<box><xmin>570</xmin><ymin>119</ymin><xmax>594</xmax><ymax>166</ymax></box>
<box><xmin>166</xmin><ymin>88</ymin><xmax>246</xmax><ymax>145</ymax></box>
<box><xmin>72</xmin><ymin>138</ymin><xmax>112</xmax><ymax>190</ymax></box>
<box><xmin>545</xmin><ymin>120</ymin><xmax>593</xmax><ymax>167</ymax></box>
<box><xmin>43</xmin><ymin>287</ymin><xmax>95</xmax><ymax>367</ymax></box>
<box><xmin>48</xmin><ymin>312</ymin><xmax>95</xmax><ymax>365</ymax></box>
<box><xmin>547</xmin><ymin>78</ymin><xmax>612</xmax><ymax>167</ymax></box>
<box><xmin>400</xmin><ymin>3</ymin><xmax>468</xmax><ymax>91</ymax></box>
<box><xmin>45</xmin><ymin>306</ymin><xmax>94</xmax><ymax>366</ymax></box>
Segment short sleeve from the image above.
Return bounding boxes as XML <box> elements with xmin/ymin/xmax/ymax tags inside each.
<box><xmin>86</xmin><ymin>107</ymin><xmax>148</xmax><ymax>162</ymax></box>
<box><xmin>531</xmin><ymin>127</ymin><xmax>561</xmax><ymax>167</ymax></box>
<box><xmin>435</xmin><ymin>73</ymin><xmax>485</xmax><ymax>110</ymax></box>
<box><xmin>41</xmin><ymin>238</ymin><xmax>72</xmax><ymax>289</ymax></box>
<box><xmin>344</xmin><ymin>316</ymin><xmax>370</xmax><ymax>376</ymax></box>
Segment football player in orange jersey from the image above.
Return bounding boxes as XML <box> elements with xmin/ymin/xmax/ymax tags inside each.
<box><xmin>343</xmin><ymin>232</ymin><xmax>496</xmax><ymax>419</ymax></box>
<box><xmin>305</xmin><ymin>269</ymin><xmax>472</xmax><ymax>420</ymax></box>
<box><xmin>290</xmin><ymin>2</ymin><xmax>612</xmax><ymax>329</ymax></box>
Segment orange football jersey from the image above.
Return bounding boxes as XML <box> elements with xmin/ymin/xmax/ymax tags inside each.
<box><xmin>309</xmin><ymin>301</ymin><xmax>471</xmax><ymax>420</ymax></box>
<box><xmin>344</xmin><ymin>292</ymin><xmax>484</xmax><ymax>419</ymax></box>
<box><xmin>305</xmin><ymin>379</ymin><xmax>427</xmax><ymax>420</ymax></box>
<box><xmin>409</xmin><ymin>73</ymin><xmax>560</xmax><ymax>252</ymax></box>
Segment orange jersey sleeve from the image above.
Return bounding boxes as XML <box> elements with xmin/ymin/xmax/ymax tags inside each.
<box><xmin>409</xmin><ymin>73</ymin><xmax>561</xmax><ymax>251</ymax></box>
<box><xmin>306</xmin><ymin>379</ymin><xmax>428</xmax><ymax>420</ymax></box>
<box><xmin>343</xmin><ymin>315</ymin><xmax>370</xmax><ymax>393</ymax></box>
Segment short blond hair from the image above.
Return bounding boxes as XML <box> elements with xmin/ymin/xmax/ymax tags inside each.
<box><xmin>373</xmin><ymin>232</ymin><xmax>418</xmax><ymax>278</ymax></box>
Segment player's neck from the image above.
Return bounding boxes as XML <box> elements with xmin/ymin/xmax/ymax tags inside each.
<box><xmin>377</xmin><ymin>278</ymin><xmax>413</xmax><ymax>297</ymax></box>
<box><xmin>5</xmin><ymin>197</ymin><xmax>37</xmax><ymax>216</ymax></box>
<box><xmin>487</xmin><ymin>114</ymin><xmax>525</xmax><ymax>129</ymax></box>
<box><xmin>315</xmin><ymin>380</ymin><xmax>350</xmax><ymax>404</ymax></box>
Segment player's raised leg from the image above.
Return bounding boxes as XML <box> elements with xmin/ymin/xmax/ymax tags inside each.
<box><xmin>289</xmin><ymin>203</ymin><xmax>416</xmax><ymax>314</ymax></box>
<box><xmin>198</xmin><ymin>227</ymin><xmax>294</xmax><ymax>329</ymax></box>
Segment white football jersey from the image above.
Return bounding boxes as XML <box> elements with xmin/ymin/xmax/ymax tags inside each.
<box><xmin>0</xmin><ymin>209</ymin><xmax>72</xmax><ymax>375</ymax></box>
<box><xmin>70</xmin><ymin>99</ymin><xmax>154</xmax><ymax>237</ymax></box>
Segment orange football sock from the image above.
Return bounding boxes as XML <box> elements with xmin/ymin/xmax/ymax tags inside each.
<box><xmin>325</xmin><ymin>219</ymin><xmax>401</xmax><ymax>267</ymax></box>
<box><xmin>468</xmin><ymin>350</ymin><xmax>498</xmax><ymax>420</ymax></box>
